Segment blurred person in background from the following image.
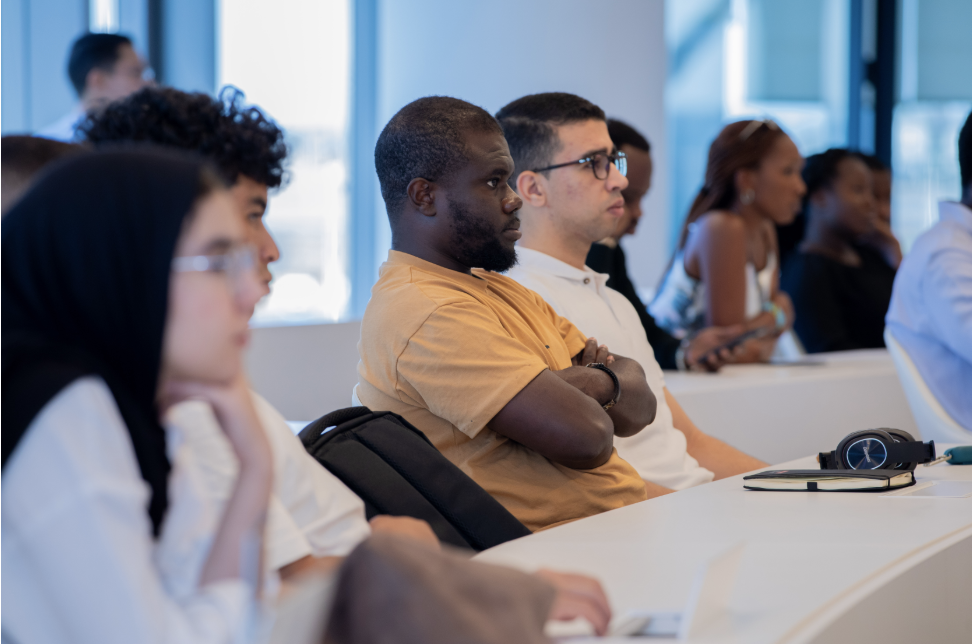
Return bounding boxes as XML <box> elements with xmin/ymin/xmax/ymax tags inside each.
<box><xmin>886</xmin><ymin>110</ymin><xmax>972</xmax><ymax>430</ymax></box>
<box><xmin>586</xmin><ymin>118</ymin><xmax>746</xmax><ymax>371</ymax></box>
<box><xmin>36</xmin><ymin>32</ymin><xmax>150</xmax><ymax>142</ymax></box>
<box><xmin>649</xmin><ymin>120</ymin><xmax>803</xmax><ymax>362</ymax></box>
<box><xmin>776</xmin><ymin>152</ymin><xmax>901</xmax><ymax>271</ymax></box>
<box><xmin>82</xmin><ymin>86</ymin><xmax>440</xmax><ymax>580</ymax></box>
<box><xmin>780</xmin><ymin>149</ymin><xmax>896</xmax><ymax>353</ymax></box>
<box><xmin>2</xmin><ymin>149</ymin><xmax>274</xmax><ymax>642</ymax></box>
<box><xmin>1</xmin><ymin>135</ymin><xmax>86</xmax><ymax>215</ymax></box>
<box><xmin>858</xmin><ymin>153</ymin><xmax>902</xmax><ymax>268</ymax></box>
<box><xmin>498</xmin><ymin>93</ymin><xmax>766</xmax><ymax>491</ymax></box>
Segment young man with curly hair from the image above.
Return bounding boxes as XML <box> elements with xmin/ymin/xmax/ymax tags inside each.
<box><xmin>81</xmin><ymin>86</ymin><xmax>439</xmax><ymax>578</ymax></box>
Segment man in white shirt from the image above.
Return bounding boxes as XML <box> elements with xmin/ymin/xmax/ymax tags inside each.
<box><xmin>886</xmin><ymin>111</ymin><xmax>972</xmax><ymax>429</ymax></box>
<box><xmin>497</xmin><ymin>93</ymin><xmax>766</xmax><ymax>490</ymax></box>
<box><xmin>37</xmin><ymin>33</ymin><xmax>150</xmax><ymax>141</ymax></box>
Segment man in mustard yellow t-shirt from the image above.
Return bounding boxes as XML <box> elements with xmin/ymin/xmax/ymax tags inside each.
<box><xmin>357</xmin><ymin>96</ymin><xmax>658</xmax><ymax>532</ymax></box>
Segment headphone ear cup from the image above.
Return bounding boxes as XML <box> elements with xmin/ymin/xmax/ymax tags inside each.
<box><xmin>837</xmin><ymin>429</ymin><xmax>896</xmax><ymax>470</ymax></box>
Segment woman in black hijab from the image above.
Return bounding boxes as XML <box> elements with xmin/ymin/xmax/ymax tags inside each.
<box><xmin>2</xmin><ymin>148</ymin><xmax>272</xmax><ymax>643</ymax></box>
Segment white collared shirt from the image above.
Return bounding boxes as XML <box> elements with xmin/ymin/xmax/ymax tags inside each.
<box><xmin>2</xmin><ymin>378</ymin><xmax>256</xmax><ymax>644</ymax></box>
<box><xmin>36</xmin><ymin>104</ymin><xmax>87</xmax><ymax>142</ymax></box>
<box><xmin>886</xmin><ymin>201</ymin><xmax>972</xmax><ymax>428</ymax></box>
<box><xmin>166</xmin><ymin>392</ymin><xmax>371</xmax><ymax>573</ymax></box>
<box><xmin>507</xmin><ymin>247</ymin><xmax>714</xmax><ymax>490</ymax></box>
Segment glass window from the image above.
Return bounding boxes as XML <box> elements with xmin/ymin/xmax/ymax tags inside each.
<box><xmin>666</xmin><ymin>0</ymin><xmax>851</xmax><ymax>250</ymax></box>
<box><xmin>892</xmin><ymin>0</ymin><xmax>972</xmax><ymax>251</ymax></box>
<box><xmin>218</xmin><ymin>0</ymin><xmax>351</xmax><ymax>324</ymax></box>
<box><xmin>666</xmin><ymin>0</ymin><xmax>972</xmax><ymax>255</ymax></box>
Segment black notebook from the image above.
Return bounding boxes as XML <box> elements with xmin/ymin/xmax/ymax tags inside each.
<box><xmin>743</xmin><ymin>469</ymin><xmax>915</xmax><ymax>492</ymax></box>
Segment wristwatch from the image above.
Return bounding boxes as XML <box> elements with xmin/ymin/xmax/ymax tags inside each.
<box><xmin>586</xmin><ymin>362</ymin><xmax>621</xmax><ymax>411</ymax></box>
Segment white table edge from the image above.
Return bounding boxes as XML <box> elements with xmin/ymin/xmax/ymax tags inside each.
<box><xmin>779</xmin><ymin>520</ymin><xmax>972</xmax><ymax>644</ymax></box>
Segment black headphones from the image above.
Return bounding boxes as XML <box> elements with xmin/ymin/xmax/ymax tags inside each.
<box><xmin>819</xmin><ymin>428</ymin><xmax>936</xmax><ymax>471</ymax></box>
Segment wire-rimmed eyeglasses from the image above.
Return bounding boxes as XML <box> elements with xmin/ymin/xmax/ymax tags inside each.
<box><xmin>172</xmin><ymin>243</ymin><xmax>257</xmax><ymax>293</ymax></box>
<box><xmin>532</xmin><ymin>150</ymin><xmax>627</xmax><ymax>180</ymax></box>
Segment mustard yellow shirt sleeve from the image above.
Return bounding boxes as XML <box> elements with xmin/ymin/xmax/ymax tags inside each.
<box><xmin>396</xmin><ymin>301</ymin><xmax>550</xmax><ymax>439</ymax></box>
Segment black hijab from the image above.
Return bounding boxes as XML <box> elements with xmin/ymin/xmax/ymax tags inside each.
<box><xmin>2</xmin><ymin>148</ymin><xmax>211</xmax><ymax>536</ymax></box>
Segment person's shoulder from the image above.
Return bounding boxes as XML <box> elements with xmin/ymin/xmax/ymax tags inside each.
<box><xmin>783</xmin><ymin>250</ymin><xmax>837</xmax><ymax>282</ymax></box>
<box><xmin>502</xmin><ymin>264</ymin><xmax>556</xmax><ymax>299</ymax></box>
<box><xmin>37</xmin><ymin>376</ymin><xmax>121</xmax><ymax>428</ymax></box>
<box><xmin>479</xmin><ymin>268</ymin><xmax>544</xmax><ymax>296</ymax></box>
<box><xmin>481</xmin><ymin>269</ymin><xmax>562</xmax><ymax>312</ymax></box>
<box><xmin>604</xmin><ymin>285</ymin><xmax>641</xmax><ymax>319</ymax></box>
<box><xmin>688</xmin><ymin>211</ymin><xmax>748</xmax><ymax>259</ymax></box>
<box><xmin>695</xmin><ymin>210</ymin><xmax>747</xmax><ymax>238</ymax></box>
<box><xmin>4</xmin><ymin>376</ymin><xmax>140</xmax><ymax>513</ymax></box>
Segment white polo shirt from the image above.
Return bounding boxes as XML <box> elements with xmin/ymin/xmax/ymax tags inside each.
<box><xmin>507</xmin><ymin>247</ymin><xmax>714</xmax><ymax>490</ymax></box>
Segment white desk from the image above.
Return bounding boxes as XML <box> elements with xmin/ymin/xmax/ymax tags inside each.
<box><xmin>665</xmin><ymin>349</ymin><xmax>919</xmax><ymax>464</ymax></box>
<box><xmin>476</xmin><ymin>452</ymin><xmax>972</xmax><ymax>644</ymax></box>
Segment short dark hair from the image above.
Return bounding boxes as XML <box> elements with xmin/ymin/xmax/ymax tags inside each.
<box><xmin>67</xmin><ymin>32</ymin><xmax>133</xmax><ymax>96</ymax></box>
<box><xmin>495</xmin><ymin>92</ymin><xmax>605</xmax><ymax>187</ymax></box>
<box><xmin>959</xmin><ymin>110</ymin><xmax>972</xmax><ymax>193</ymax></box>
<box><xmin>607</xmin><ymin>118</ymin><xmax>650</xmax><ymax>153</ymax></box>
<box><xmin>857</xmin><ymin>152</ymin><xmax>889</xmax><ymax>173</ymax></box>
<box><xmin>375</xmin><ymin>96</ymin><xmax>502</xmax><ymax>217</ymax></box>
<box><xmin>80</xmin><ymin>86</ymin><xmax>288</xmax><ymax>188</ymax></box>
<box><xmin>801</xmin><ymin>148</ymin><xmax>861</xmax><ymax>213</ymax></box>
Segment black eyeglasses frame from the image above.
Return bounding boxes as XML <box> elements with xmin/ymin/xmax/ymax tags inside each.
<box><xmin>531</xmin><ymin>150</ymin><xmax>627</xmax><ymax>180</ymax></box>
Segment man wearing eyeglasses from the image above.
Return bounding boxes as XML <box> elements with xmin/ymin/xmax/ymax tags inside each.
<box><xmin>499</xmin><ymin>93</ymin><xmax>766</xmax><ymax>492</ymax></box>
<box><xmin>359</xmin><ymin>96</ymin><xmax>661</xmax><ymax>533</ymax></box>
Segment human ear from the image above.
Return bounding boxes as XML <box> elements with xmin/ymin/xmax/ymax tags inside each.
<box><xmin>85</xmin><ymin>67</ymin><xmax>109</xmax><ymax>94</ymax></box>
<box><xmin>516</xmin><ymin>171</ymin><xmax>547</xmax><ymax>207</ymax></box>
<box><xmin>734</xmin><ymin>168</ymin><xmax>756</xmax><ymax>196</ymax></box>
<box><xmin>406</xmin><ymin>178</ymin><xmax>437</xmax><ymax>217</ymax></box>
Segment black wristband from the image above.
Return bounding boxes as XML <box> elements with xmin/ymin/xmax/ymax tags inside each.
<box><xmin>585</xmin><ymin>362</ymin><xmax>621</xmax><ymax>411</ymax></box>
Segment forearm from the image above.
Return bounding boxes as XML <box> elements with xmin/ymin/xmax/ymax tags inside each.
<box><xmin>686</xmin><ymin>433</ymin><xmax>767</xmax><ymax>479</ymax></box>
<box><xmin>667</xmin><ymin>388</ymin><xmax>766</xmax><ymax>478</ymax></box>
<box><xmin>491</xmin><ymin>370</ymin><xmax>615</xmax><ymax>470</ymax></box>
<box><xmin>553</xmin><ymin>359</ymin><xmax>656</xmax><ymax>437</ymax></box>
<box><xmin>200</xmin><ymin>460</ymin><xmax>272</xmax><ymax>589</ymax></box>
<box><xmin>604</xmin><ymin>357</ymin><xmax>655</xmax><ymax>436</ymax></box>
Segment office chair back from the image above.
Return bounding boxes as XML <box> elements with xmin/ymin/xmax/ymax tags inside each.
<box><xmin>299</xmin><ymin>406</ymin><xmax>532</xmax><ymax>552</ymax></box>
<box><xmin>884</xmin><ymin>328</ymin><xmax>971</xmax><ymax>443</ymax></box>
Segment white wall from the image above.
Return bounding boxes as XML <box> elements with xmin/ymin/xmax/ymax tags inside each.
<box><xmin>375</xmin><ymin>0</ymin><xmax>670</xmax><ymax>290</ymax></box>
<box><xmin>246</xmin><ymin>321</ymin><xmax>362</xmax><ymax>421</ymax></box>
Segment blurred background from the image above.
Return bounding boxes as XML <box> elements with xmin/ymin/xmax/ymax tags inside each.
<box><xmin>4</xmin><ymin>0</ymin><xmax>971</xmax><ymax>327</ymax></box>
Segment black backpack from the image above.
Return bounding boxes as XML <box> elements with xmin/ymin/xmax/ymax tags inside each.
<box><xmin>298</xmin><ymin>407</ymin><xmax>532</xmax><ymax>552</ymax></box>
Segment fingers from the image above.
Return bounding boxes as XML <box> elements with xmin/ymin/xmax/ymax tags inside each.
<box><xmin>369</xmin><ymin>515</ymin><xmax>441</xmax><ymax>550</ymax></box>
<box><xmin>580</xmin><ymin>337</ymin><xmax>599</xmax><ymax>365</ymax></box>
<box><xmin>595</xmin><ymin>344</ymin><xmax>613</xmax><ymax>365</ymax></box>
<box><xmin>535</xmin><ymin>569</ymin><xmax>612</xmax><ymax>636</ymax></box>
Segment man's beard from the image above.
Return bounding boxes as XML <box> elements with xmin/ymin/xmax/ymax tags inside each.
<box><xmin>449</xmin><ymin>200</ymin><xmax>518</xmax><ymax>273</ymax></box>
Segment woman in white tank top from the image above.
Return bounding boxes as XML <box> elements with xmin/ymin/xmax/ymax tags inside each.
<box><xmin>650</xmin><ymin>119</ymin><xmax>806</xmax><ymax>362</ymax></box>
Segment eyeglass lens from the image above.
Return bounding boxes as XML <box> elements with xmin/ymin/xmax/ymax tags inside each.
<box><xmin>593</xmin><ymin>154</ymin><xmax>627</xmax><ymax>180</ymax></box>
